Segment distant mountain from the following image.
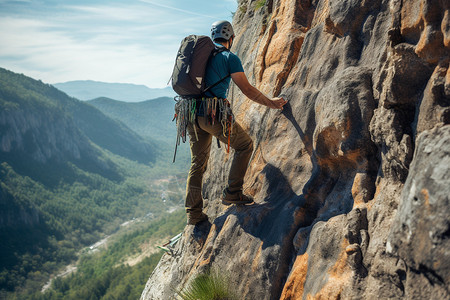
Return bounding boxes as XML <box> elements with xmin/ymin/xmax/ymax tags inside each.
<box><xmin>53</xmin><ymin>80</ymin><xmax>176</xmax><ymax>102</ymax></box>
<box><xmin>87</xmin><ymin>97</ymin><xmax>191</xmax><ymax>170</ymax></box>
<box><xmin>87</xmin><ymin>97</ymin><xmax>176</xmax><ymax>144</ymax></box>
<box><xmin>0</xmin><ymin>68</ymin><xmax>167</xmax><ymax>290</ymax></box>
<box><xmin>0</xmin><ymin>70</ymin><xmax>159</xmax><ymax>178</ymax></box>
<box><xmin>0</xmin><ymin>67</ymin><xmax>166</xmax><ymax>294</ymax></box>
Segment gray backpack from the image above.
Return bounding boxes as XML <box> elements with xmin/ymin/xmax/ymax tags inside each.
<box><xmin>170</xmin><ymin>35</ymin><xmax>228</xmax><ymax>97</ymax></box>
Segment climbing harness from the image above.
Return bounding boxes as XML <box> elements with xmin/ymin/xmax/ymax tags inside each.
<box><xmin>172</xmin><ymin>96</ymin><xmax>235</xmax><ymax>162</ymax></box>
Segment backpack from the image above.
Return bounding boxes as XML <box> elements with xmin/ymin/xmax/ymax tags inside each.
<box><xmin>170</xmin><ymin>35</ymin><xmax>228</xmax><ymax>97</ymax></box>
<box><xmin>170</xmin><ymin>35</ymin><xmax>231</xmax><ymax>163</ymax></box>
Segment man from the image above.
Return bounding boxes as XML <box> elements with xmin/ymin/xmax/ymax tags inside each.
<box><xmin>186</xmin><ymin>20</ymin><xmax>287</xmax><ymax>225</ymax></box>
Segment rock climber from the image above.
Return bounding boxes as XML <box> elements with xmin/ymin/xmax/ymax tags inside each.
<box><xmin>186</xmin><ymin>20</ymin><xmax>287</xmax><ymax>225</ymax></box>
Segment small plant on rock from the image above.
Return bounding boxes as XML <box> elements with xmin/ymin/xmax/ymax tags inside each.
<box><xmin>255</xmin><ymin>0</ymin><xmax>266</xmax><ymax>10</ymax></box>
<box><xmin>178</xmin><ymin>269</ymin><xmax>238</xmax><ymax>300</ymax></box>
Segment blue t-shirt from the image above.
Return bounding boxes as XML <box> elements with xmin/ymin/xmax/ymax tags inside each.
<box><xmin>204</xmin><ymin>44</ymin><xmax>244</xmax><ymax>99</ymax></box>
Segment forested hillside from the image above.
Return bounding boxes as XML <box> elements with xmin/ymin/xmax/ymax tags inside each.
<box><xmin>88</xmin><ymin>97</ymin><xmax>176</xmax><ymax>144</ymax></box>
<box><xmin>88</xmin><ymin>97</ymin><xmax>191</xmax><ymax>169</ymax></box>
<box><xmin>0</xmin><ymin>67</ymin><xmax>185</xmax><ymax>298</ymax></box>
<box><xmin>34</xmin><ymin>210</ymin><xmax>186</xmax><ymax>300</ymax></box>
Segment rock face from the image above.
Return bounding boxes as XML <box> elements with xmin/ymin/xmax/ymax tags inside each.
<box><xmin>141</xmin><ymin>0</ymin><xmax>449</xmax><ymax>299</ymax></box>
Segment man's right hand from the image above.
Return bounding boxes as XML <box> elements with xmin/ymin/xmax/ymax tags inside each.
<box><xmin>269</xmin><ymin>97</ymin><xmax>288</xmax><ymax>110</ymax></box>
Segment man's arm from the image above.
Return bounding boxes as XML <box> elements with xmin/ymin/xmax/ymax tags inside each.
<box><xmin>231</xmin><ymin>72</ymin><xmax>287</xmax><ymax>109</ymax></box>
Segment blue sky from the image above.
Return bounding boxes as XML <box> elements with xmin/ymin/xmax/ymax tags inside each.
<box><xmin>0</xmin><ymin>0</ymin><xmax>237</xmax><ymax>88</ymax></box>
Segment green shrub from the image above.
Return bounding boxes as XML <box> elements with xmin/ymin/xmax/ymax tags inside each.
<box><xmin>255</xmin><ymin>0</ymin><xmax>266</xmax><ymax>10</ymax></box>
<box><xmin>178</xmin><ymin>270</ymin><xmax>238</xmax><ymax>300</ymax></box>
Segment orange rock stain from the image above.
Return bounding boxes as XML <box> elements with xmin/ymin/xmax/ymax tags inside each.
<box><xmin>309</xmin><ymin>239</ymin><xmax>351</xmax><ymax>299</ymax></box>
<box><xmin>280</xmin><ymin>253</ymin><xmax>309</xmax><ymax>299</ymax></box>
<box><xmin>281</xmin><ymin>238</ymin><xmax>352</xmax><ymax>299</ymax></box>
<box><xmin>421</xmin><ymin>188</ymin><xmax>430</xmax><ymax>207</ymax></box>
<box><xmin>251</xmin><ymin>242</ymin><xmax>264</xmax><ymax>273</ymax></box>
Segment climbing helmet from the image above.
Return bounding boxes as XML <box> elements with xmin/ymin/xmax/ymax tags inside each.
<box><xmin>211</xmin><ymin>20</ymin><xmax>234</xmax><ymax>41</ymax></box>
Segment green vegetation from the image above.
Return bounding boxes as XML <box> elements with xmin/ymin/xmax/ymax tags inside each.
<box><xmin>14</xmin><ymin>210</ymin><xmax>186</xmax><ymax>300</ymax></box>
<box><xmin>0</xmin><ymin>67</ymin><xmax>158</xmax><ymax>167</ymax></box>
<box><xmin>0</xmin><ymin>67</ymin><xmax>189</xmax><ymax>298</ymax></box>
<box><xmin>0</xmin><ymin>156</ymin><xmax>185</xmax><ymax>298</ymax></box>
<box><xmin>88</xmin><ymin>97</ymin><xmax>191</xmax><ymax>169</ymax></box>
<box><xmin>88</xmin><ymin>97</ymin><xmax>175</xmax><ymax>144</ymax></box>
<box><xmin>238</xmin><ymin>0</ymin><xmax>266</xmax><ymax>16</ymax></box>
<box><xmin>239</xmin><ymin>5</ymin><xmax>247</xmax><ymax>15</ymax></box>
<box><xmin>255</xmin><ymin>0</ymin><xmax>266</xmax><ymax>10</ymax></box>
<box><xmin>178</xmin><ymin>269</ymin><xmax>239</xmax><ymax>300</ymax></box>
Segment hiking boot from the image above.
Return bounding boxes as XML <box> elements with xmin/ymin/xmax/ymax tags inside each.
<box><xmin>222</xmin><ymin>188</ymin><xmax>254</xmax><ymax>205</ymax></box>
<box><xmin>187</xmin><ymin>212</ymin><xmax>208</xmax><ymax>225</ymax></box>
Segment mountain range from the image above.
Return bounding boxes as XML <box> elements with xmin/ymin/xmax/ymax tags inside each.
<box><xmin>53</xmin><ymin>80</ymin><xmax>176</xmax><ymax>102</ymax></box>
<box><xmin>0</xmin><ymin>67</ymin><xmax>180</xmax><ymax>296</ymax></box>
<box><xmin>86</xmin><ymin>97</ymin><xmax>191</xmax><ymax>164</ymax></box>
<box><xmin>0</xmin><ymin>69</ymin><xmax>159</xmax><ymax>183</ymax></box>
<box><xmin>87</xmin><ymin>97</ymin><xmax>176</xmax><ymax>144</ymax></box>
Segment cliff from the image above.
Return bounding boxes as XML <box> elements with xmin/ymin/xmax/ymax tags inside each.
<box><xmin>141</xmin><ymin>0</ymin><xmax>449</xmax><ymax>299</ymax></box>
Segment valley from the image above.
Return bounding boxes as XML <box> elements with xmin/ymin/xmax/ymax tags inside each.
<box><xmin>0</xmin><ymin>67</ymin><xmax>189</xmax><ymax>299</ymax></box>
<box><xmin>40</xmin><ymin>188</ymin><xmax>184</xmax><ymax>295</ymax></box>
<box><xmin>37</xmin><ymin>208</ymin><xmax>186</xmax><ymax>300</ymax></box>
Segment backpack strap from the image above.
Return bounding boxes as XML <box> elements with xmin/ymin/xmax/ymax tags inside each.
<box><xmin>202</xmin><ymin>74</ymin><xmax>230</xmax><ymax>96</ymax></box>
<box><xmin>202</xmin><ymin>45</ymin><xmax>231</xmax><ymax>97</ymax></box>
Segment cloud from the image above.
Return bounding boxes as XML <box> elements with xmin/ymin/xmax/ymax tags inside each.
<box><xmin>0</xmin><ymin>16</ymin><xmax>170</xmax><ymax>85</ymax></box>
<box><xmin>138</xmin><ymin>0</ymin><xmax>217</xmax><ymax>19</ymax></box>
<box><xmin>67</xmin><ymin>3</ymin><xmax>167</xmax><ymax>22</ymax></box>
<box><xmin>0</xmin><ymin>0</ymin><xmax>237</xmax><ymax>87</ymax></box>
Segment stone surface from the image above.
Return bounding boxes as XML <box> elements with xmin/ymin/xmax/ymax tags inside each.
<box><xmin>386</xmin><ymin>125</ymin><xmax>450</xmax><ymax>299</ymax></box>
<box><xmin>141</xmin><ymin>0</ymin><xmax>450</xmax><ymax>299</ymax></box>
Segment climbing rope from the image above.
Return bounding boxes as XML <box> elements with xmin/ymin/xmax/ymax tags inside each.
<box><xmin>172</xmin><ymin>96</ymin><xmax>235</xmax><ymax>162</ymax></box>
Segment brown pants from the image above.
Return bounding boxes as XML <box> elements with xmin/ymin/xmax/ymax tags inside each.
<box><xmin>185</xmin><ymin>116</ymin><xmax>253</xmax><ymax>219</ymax></box>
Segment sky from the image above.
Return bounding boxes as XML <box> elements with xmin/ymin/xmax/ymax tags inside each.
<box><xmin>0</xmin><ymin>0</ymin><xmax>237</xmax><ymax>88</ymax></box>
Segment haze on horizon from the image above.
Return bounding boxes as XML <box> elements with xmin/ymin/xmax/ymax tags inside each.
<box><xmin>0</xmin><ymin>0</ymin><xmax>237</xmax><ymax>88</ymax></box>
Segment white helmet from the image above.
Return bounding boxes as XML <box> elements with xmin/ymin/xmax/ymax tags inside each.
<box><xmin>211</xmin><ymin>20</ymin><xmax>234</xmax><ymax>41</ymax></box>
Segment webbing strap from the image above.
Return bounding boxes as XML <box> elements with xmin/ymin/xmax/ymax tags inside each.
<box><xmin>202</xmin><ymin>46</ymin><xmax>230</xmax><ymax>97</ymax></box>
<box><xmin>202</xmin><ymin>74</ymin><xmax>230</xmax><ymax>96</ymax></box>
